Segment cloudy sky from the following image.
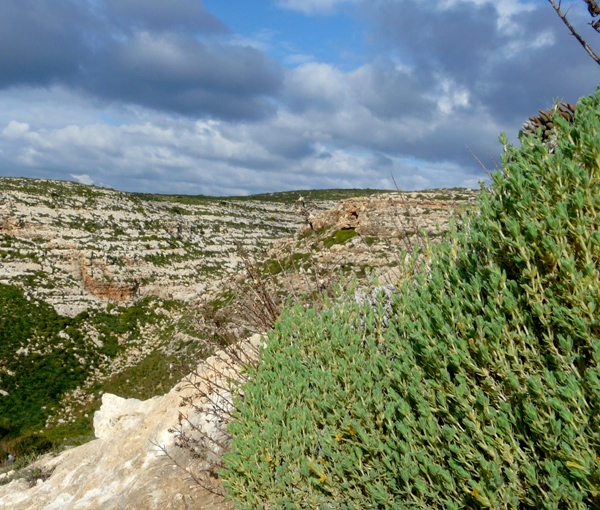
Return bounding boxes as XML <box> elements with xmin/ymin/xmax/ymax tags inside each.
<box><xmin>0</xmin><ymin>0</ymin><xmax>598</xmax><ymax>195</ymax></box>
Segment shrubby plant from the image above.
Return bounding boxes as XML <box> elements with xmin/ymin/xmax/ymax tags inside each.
<box><xmin>221</xmin><ymin>88</ymin><xmax>600</xmax><ymax>508</ymax></box>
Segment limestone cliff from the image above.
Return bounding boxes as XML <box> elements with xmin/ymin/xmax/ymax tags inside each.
<box><xmin>0</xmin><ymin>178</ymin><xmax>313</xmax><ymax>316</ymax></box>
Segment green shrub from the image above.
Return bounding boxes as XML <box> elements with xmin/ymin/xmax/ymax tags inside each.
<box><xmin>221</xmin><ymin>89</ymin><xmax>600</xmax><ymax>508</ymax></box>
<box><xmin>323</xmin><ymin>228</ymin><xmax>358</xmax><ymax>249</ymax></box>
<box><xmin>6</xmin><ymin>433</ymin><xmax>53</xmax><ymax>457</ymax></box>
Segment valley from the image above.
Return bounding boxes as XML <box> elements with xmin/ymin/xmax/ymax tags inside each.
<box><xmin>0</xmin><ymin>177</ymin><xmax>476</xmax><ymax>462</ymax></box>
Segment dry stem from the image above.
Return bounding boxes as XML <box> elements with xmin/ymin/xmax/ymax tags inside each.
<box><xmin>548</xmin><ymin>0</ymin><xmax>600</xmax><ymax>65</ymax></box>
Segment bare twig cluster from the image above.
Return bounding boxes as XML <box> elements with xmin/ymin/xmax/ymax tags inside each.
<box><xmin>152</xmin><ymin>334</ymin><xmax>262</xmax><ymax>498</ymax></box>
<box><xmin>384</xmin><ymin>173</ymin><xmax>440</xmax><ymax>283</ymax></box>
<box><xmin>230</xmin><ymin>239</ymin><xmax>282</xmax><ymax>333</ymax></box>
<box><xmin>160</xmin><ymin>236</ymin><xmax>339</xmax><ymax>496</ymax></box>
<box><xmin>388</xmin><ymin>173</ymin><xmax>429</xmax><ymax>256</ymax></box>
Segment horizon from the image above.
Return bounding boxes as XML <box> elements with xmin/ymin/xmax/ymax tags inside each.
<box><xmin>0</xmin><ymin>175</ymin><xmax>480</xmax><ymax>198</ymax></box>
<box><xmin>0</xmin><ymin>173</ymin><xmax>479</xmax><ymax>198</ymax></box>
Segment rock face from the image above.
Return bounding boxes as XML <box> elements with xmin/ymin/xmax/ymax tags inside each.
<box><xmin>0</xmin><ymin>335</ymin><xmax>262</xmax><ymax>510</ymax></box>
<box><xmin>0</xmin><ymin>178</ymin><xmax>316</xmax><ymax>316</ymax></box>
<box><xmin>267</xmin><ymin>188</ymin><xmax>477</xmax><ymax>287</ymax></box>
<box><xmin>0</xmin><ymin>179</ymin><xmax>475</xmax><ymax>316</ymax></box>
<box><xmin>80</xmin><ymin>258</ymin><xmax>139</xmax><ymax>301</ymax></box>
<box><xmin>301</xmin><ymin>189</ymin><xmax>476</xmax><ymax>237</ymax></box>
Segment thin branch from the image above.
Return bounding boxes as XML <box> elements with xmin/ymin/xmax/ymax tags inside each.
<box><xmin>150</xmin><ymin>440</ymin><xmax>227</xmax><ymax>497</ymax></box>
<box><xmin>487</xmin><ymin>153</ymin><xmax>502</xmax><ymax>171</ymax></box>
<box><xmin>548</xmin><ymin>0</ymin><xmax>600</xmax><ymax>65</ymax></box>
<box><xmin>466</xmin><ymin>145</ymin><xmax>493</xmax><ymax>179</ymax></box>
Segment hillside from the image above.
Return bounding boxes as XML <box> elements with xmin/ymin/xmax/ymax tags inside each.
<box><xmin>0</xmin><ymin>177</ymin><xmax>476</xmax><ymax>461</ymax></box>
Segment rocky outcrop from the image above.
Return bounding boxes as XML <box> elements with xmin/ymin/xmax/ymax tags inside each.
<box><xmin>301</xmin><ymin>189</ymin><xmax>476</xmax><ymax>238</ymax></box>
<box><xmin>80</xmin><ymin>257</ymin><xmax>139</xmax><ymax>301</ymax></box>
<box><xmin>266</xmin><ymin>189</ymin><xmax>477</xmax><ymax>288</ymax></box>
<box><xmin>0</xmin><ymin>335</ymin><xmax>262</xmax><ymax>510</ymax></box>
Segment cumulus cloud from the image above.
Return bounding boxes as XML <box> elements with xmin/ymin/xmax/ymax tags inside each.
<box><xmin>0</xmin><ymin>0</ymin><xmax>283</xmax><ymax>121</ymax></box>
<box><xmin>103</xmin><ymin>0</ymin><xmax>228</xmax><ymax>34</ymax></box>
<box><xmin>71</xmin><ymin>173</ymin><xmax>95</xmax><ymax>185</ymax></box>
<box><xmin>361</xmin><ymin>0</ymin><xmax>600</xmax><ymax>126</ymax></box>
<box><xmin>0</xmin><ymin>58</ymin><xmax>494</xmax><ymax>195</ymax></box>
<box><xmin>0</xmin><ymin>0</ymin><xmax>599</xmax><ymax>195</ymax></box>
<box><xmin>0</xmin><ymin>0</ymin><xmax>91</xmax><ymax>88</ymax></box>
<box><xmin>284</xmin><ymin>63</ymin><xmax>349</xmax><ymax>112</ymax></box>
<box><xmin>89</xmin><ymin>31</ymin><xmax>283</xmax><ymax>119</ymax></box>
<box><xmin>3</xmin><ymin>121</ymin><xmax>30</xmax><ymax>138</ymax></box>
<box><xmin>348</xmin><ymin>62</ymin><xmax>436</xmax><ymax>120</ymax></box>
<box><xmin>0</xmin><ymin>107</ymin><xmax>408</xmax><ymax>194</ymax></box>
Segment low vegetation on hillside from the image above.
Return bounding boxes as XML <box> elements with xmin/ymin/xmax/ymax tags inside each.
<box><xmin>0</xmin><ymin>285</ymin><xmax>198</xmax><ymax>459</ymax></box>
<box><xmin>221</xmin><ymin>89</ymin><xmax>600</xmax><ymax>508</ymax></box>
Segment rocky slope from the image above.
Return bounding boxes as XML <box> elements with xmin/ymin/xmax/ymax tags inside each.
<box><xmin>269</xmin><ymin>188</ymin><xmax>477</xmax><ymax>285</ymax></box>
<box><xmin>0</xmin><ymin>335</ymin><xmax>262</xmax><ymax>510</ymax></box>
<box><xmin>0</xmin><ymin>178</ymin><xmax>316</xmax><ymax>316</ymax></box>
<box><xmin>0</xmin><ymin>178</ymin><xmax>478</xmax><ymax>508</ymax></box>
<box><xmin>0</xmin><ymin>179</ymin><xmax>475</xmax><ymax>313</ymax></box>
<box><xmin>0</xmin><ymin>178</ymin><xmax>357</xmax><ymax>461</ymax></box>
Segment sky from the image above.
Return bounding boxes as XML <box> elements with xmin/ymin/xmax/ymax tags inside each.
<box><xmin>0</xmin><ymin>0</ymin><xmax>599</xmax><ymax>196</ymax></box>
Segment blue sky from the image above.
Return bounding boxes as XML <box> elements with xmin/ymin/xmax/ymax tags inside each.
<box><xmin>0</xmin><ymin>0</ymin><xmax>599</xmax><ymax>195</ymax></box>
<box><xmin>201</xmin><ymin>1</ymin><xmax>366</xmax><ymax>68</ymax></box>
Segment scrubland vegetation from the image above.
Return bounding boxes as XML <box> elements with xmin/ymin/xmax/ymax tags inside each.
<box><xmin>0</xmin><ymin>286</ymin><xmax>193</xmax><ymax>460</ymax></box>
<box><xmin>220</xmin><ymin>89</ymin><xmax>600</xmax><ymax>508</ymax></box>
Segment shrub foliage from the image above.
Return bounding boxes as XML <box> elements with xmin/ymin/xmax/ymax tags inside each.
<box><xmin>0</xmin><ymin>287</ymin><xmax>185</xmax><ymax>459</ymax></box>
<box><xmin>222</xmin><ymin>89</ymin><xmax>600</xmax><ymax>508</ymax></box>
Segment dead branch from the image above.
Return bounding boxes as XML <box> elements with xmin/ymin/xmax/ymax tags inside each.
<box><xmin>548</xmin><ymin>0</ymin><xmax>600</xmax><ymax>65</ymax></box>
<box><xmin>466</xmin><ymin>145</ymin><xmax>493</xmax><ymax>179</ymax></box>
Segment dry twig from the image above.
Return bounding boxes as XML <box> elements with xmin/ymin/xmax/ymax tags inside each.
<box><xmin>466</xmin><ymin>145</ymin><xmax>493</xmax><ymax>179</ymax></box>
<box><xmin>548</xmin><ymin>0</ymin><xmax>600</xmax><ymax>65</ymax></box>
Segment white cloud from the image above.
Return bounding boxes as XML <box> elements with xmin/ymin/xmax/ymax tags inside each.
<box><xmin>439</xmin><ymin>0</ymin><xmax>536</xmax><ymax>29</ymax></box>
<box><xmin>71</xmin><ymin>173</ymin><xmax>95</xmax><ymax>185</ymax></box>
<box><xmin>0</xmin><ymin>57</ymin><xmax>500</xmax><ymax>195</ymax></box>
<box><xmin>276</xmin><ymin>0</ymin><xmax>358</xmax><ymax>15</ymax></box>
<box><xmin>3</xmin><ymin>121</ymin><xmax>30</xmax><ymax>138</ymax></box>
<box><xmin>500</xmin><ymin>29</ymin><xmax>555</xmax><ymax>59</ymax></box>
<box><xmin>284</xmin><ymin>63</ymin><xmax>348</xmax><ymax>112</ymax></box>
<box><xmin>433</xmin><ymin>78</ymin><xmax>471</xmax><ymax>115</ymax></box>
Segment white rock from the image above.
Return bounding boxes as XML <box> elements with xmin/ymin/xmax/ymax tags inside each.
<box><xmin>93</xmin><ymin>394</ymin><xmax>160</xmax><ymax>440</ymax></box>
